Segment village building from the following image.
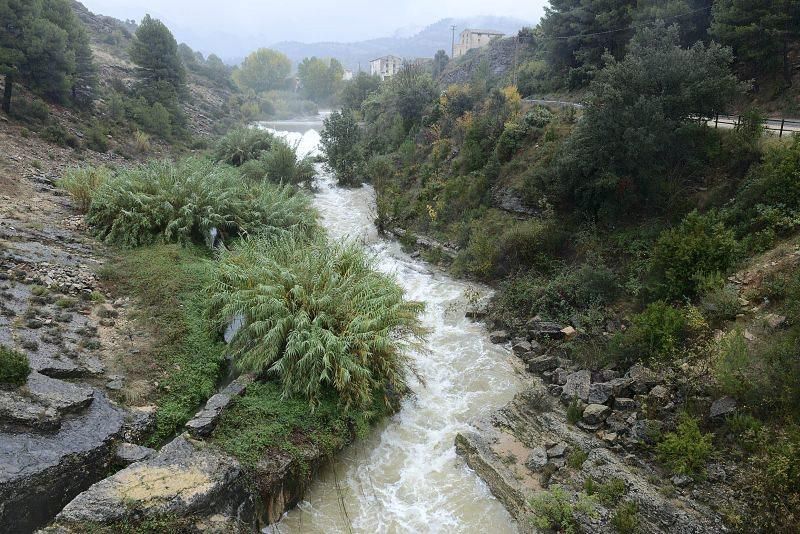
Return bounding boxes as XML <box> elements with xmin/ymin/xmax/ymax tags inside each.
<box><xmin>370</xmin><ymin>55</ymin><xmax>403</xmax><ymax>80</ymax></box>
<box><xmin>453</xmin><ymin>28</ymin><xmax>505</xmax><ymax>58</ymax></box>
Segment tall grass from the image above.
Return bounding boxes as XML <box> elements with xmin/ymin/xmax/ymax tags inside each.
<box><xmin>59</xmin><ymin>166</ymin><xmax>112</xmax><ymax>213</ymax></box>
<box><xmin>86</xmin><ymin>158</ymin><xmax>316</xmax><ymax>247</ymax></box>
<box><xmin>259</xmin><ymin>138</ymin><xmax>316</xmax><ymax>184</ymax></box>
<box><xmin>207</xmin><ymin>232</ymin><xmax>426</xmax><ymax>409</ymax></box>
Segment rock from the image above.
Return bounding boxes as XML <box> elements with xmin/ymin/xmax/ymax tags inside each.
<box><xmin>560</xmin><ymin>326</ymin><xmax>577</xmax><ymax>339</ymax></box>
<box><xmin>546</xmin><ymin>441</ymin><xmax>569</xmax><ymax>458</ymax></box>
<box><xmin>561</xmin><ymin>370</ymin><xmax>591</xmax><ymax>403</ymax></box>
<box><xmin>671</xmin><ymin>474</ymin><xmax>693</xmax><ymax>487</ymax></box>
<box><xmin>598</xmin><ymin>431</ymin><xmax>618</xmax><ymax>445</ymax></box>
<box><xmin>630</xmin><ymin>419</ymin><xmax>663</xmax><ymax>445</ymax></box>
<box><xmin>547</xmin><ymin>384</ymin><xmax>563</xmax><ymax>397</ymax></box>
<box><xmin>764</xmin><ymin>313</ymin><xmax>787</xmax><ymax>329</ymax></box>
<box><xmin>588</xmin><ymin>382</ymin><xmax>613</xmax><ymax>405</ymax></box>
<box><xmin>0</xmin><ymin>372</ymin><xmax>94</xmax><ymax>430</ymax></box>
<box><xmin>525</xmin><ymin>447</ymin><xmax>548</xmax><ymax>471</ymax></box>
<box><xmin>527</xmin><ymin>321</ymin><xmax>565</xmax><ymax>340</ymax></box>
<box><xmin>554</xmin><ymin>368</ymin><xmax>569</xmax><ymax>385</ymax></box>
<box><xmin>599</xmin><ymin>369</ymin><xmax>619</xmax><ymax>382</ymax></box>
<box><xmin>605</xmin><ymin>411</ymin><xmax>632</xmax><ymax>435</ymax></box>
<box><xmin>613</xmin><ymin>398</ymin><xmax>637</xmax><ymax>411</ymax></box>
<box><xmin>648</xmin><ymin>385</ymin><xmax>670</xmax><ymax>404</ymax></box>
<box><xmin>707</xmin><ymin>463</ymin><xmax>726</xmax><ymax>482</ymax></box>
<box><xmin>115</xmin><ymin>443</ymin><xmax>156</xmax><ymax>465</ymax></box>
<box><xmin>511</xmin><ymin>340</ymin><xmax>532</xmax><ymax>355</ymax></box>
<box><xmin>626</xmin><ymin>364</ymin><xmax>659</xmax><ymax>394</ymax></box>
<box><xmin>489</xmin><ymin>330</ymin><xmax>510</xmax><ymax>344</ymax></box>
<box><xmin>185</xmin><ymin>375</ymin><xmax>252</xmax><ymax>437</ymax></box>
<box><xmin>743</xmin><ymin>330</ymin><xmax>755</xmax><ymax>341</ymax></box>
<box><xmin>607</xmin><ymin>377</ymin><xmax>634</xmax><ymax>397</ymax></box>
<box><xmin>105</xmin><ymin>375</ymin><xmax>124</xmax><ymax>391</ymax></box>
<box><xmin>582</xmin><ymin>404</ymin><xmax>611</xmax><ymax>425</ymax></box>
<box><xmin>710</xmin><ymin>396</ymin><xmax>737</xmax><ymax>419</ymax></box>
<box><xmin>54</xmin><ymin>436</ymin><xmax>254</xmax><ymax>528</ymax></box>
<box><xmin>0</xmin><ymin>392</ymin><xmax>126</xmax><ymax>532</ymax></box>
<box><xmin>527</xmin><ymin>354</ymin><xmax>559</xmax><ymax>373</ymax></box>
<box><xmin>577</xmin><ymin>420</ymin><xmax>603</xmax><ymax>432</ymax></box>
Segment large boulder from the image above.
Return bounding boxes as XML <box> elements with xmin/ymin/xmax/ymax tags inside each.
<box><xmin>561</xmin><ymin>370</ymin><xmax>591</xmax><ymax>403</ymax></box>
<box><xmin>54</xmin><ymin>435</ymin><xmax>255</xmax><ymax>528</ymax></box>
<box><xmin>582</xmin><ymin>404</ymin><xmax>611</xmax><ymax>425</ymax></box>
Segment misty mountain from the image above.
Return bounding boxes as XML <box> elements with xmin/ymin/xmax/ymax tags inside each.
<box><xmin>271</xmin><ymin>16</ymin><xmax>530</xmax><ymax>70</ymax></box>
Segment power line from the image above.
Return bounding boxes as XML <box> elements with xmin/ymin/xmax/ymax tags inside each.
<box><xmin>548</xmin><ymin>5</ymin><xmax>713</xmax><ymax>41</ymax></box>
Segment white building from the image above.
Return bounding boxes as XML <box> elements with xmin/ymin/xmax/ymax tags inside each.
<box><xmin>370</xmin><ymin>55</ymin><xmax>403</xmax><ymax>80</ymax></box>
<box><xmin>453</xmin><ymin>29</ymin><xmax>505</xmax><ymax>58</ymax></box>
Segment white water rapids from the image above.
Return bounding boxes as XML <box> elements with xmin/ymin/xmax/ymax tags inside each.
<box><xmin>258</xmin><ymin>117</ymin><xmax>524</xmax><ymax>533</ymax></box>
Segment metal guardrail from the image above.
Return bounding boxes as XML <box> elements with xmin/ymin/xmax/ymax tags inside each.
<box><xmin>710</xmin><ymin>114</ymin><xmax>800</xmax><ymax>137</ymax></box>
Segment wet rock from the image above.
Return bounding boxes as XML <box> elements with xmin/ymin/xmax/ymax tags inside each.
<box><xmin>588</xmin><ymin>382</ymin><xmax>613</xmax><ymax>405</ymax></box>
<box><xmin>710</xmin><ymin>396</ymin><xmax>737</xmax><ymax>419</ymax></box>
<box><xmin>525</xmin><ymin>446</ymin><xmax>548</xmax><ymax>471</ymax></box>
<box><xmin>54</xmin><ymin>436</ymin><xmax>254</xmax><ymax>528</ymax></box>
<box><xmin>527</xmin><ymin>320</ymin><xmax>565</xmax><ymax>340</ymax></box>
<box><xmin>561</xmin><ymin>370</ymin><xmax>591</xmax><ymax>403</ymax></box>
<box><xmin>115</xmin><ymin>443</ymin><xmax>156</xmax><ymax>465</ymax></box>
<box><xmin>614</xmin><ymin>397</ymin><xmax>637</xmax><ymax>411</ymax></box>
<box><xmin>528</xmin><ymin>354</ymin><xmax>559</xmax><ymax>373</ymax></box>
<box><xmin>185</xmin><ymin>375</ymin><xmax>253</xmax><ymax>437</ymax></box>
<box><xmin>511</xmin><ymin>340</ymin><xmax>532</xmax><ymax>355</ymax></box>
<box><xmin>582</xmin><ymin>404</ymin><xmax>611</xmax><ymax>425</ymax></box>
<box><xmin>0</xmin><ymin>392</ymin><xmax>126</xmax><ymax>532</ymax></box>
<box><xmin>626</xmin><ymin>364</ymin><xmax>659</xmax><ymax>394</ymax></box>
<box><xmin>546</xmin><ymin>441</ymin><xmax>569</xmax><ymax>458</ymax></box>
<box><xmin>489</xmin><ymin>330</ymin><xmax>510</xmax><ymax>344</ymax></box>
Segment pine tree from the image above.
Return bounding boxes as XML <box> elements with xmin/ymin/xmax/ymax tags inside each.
<box><xmin>129</xmin><ymin>14</ymin><xmax>186</xmax><ymax>101</ymax></box>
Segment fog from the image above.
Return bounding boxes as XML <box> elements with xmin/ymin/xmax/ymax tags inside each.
<box><xmin>79</xmin><ymin>0</ymin><xmax>548</xmax><ymax>59</ymax></box>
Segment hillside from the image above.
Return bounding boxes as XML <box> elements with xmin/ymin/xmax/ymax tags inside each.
<box><xmin>272</xmin><ymin>16</ymin><xmax>530</xmax><ymax>70</ymax></box>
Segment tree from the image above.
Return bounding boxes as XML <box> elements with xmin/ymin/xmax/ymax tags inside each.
<box><xmin>321</xmin><ymin>109</ymin><xmax>364</xmax><ymax>186</ymax></box>
<box><xmin>340</xmin><ymin>72</ymin><xmax>380</xmax><ymax>112</ymax></box>
<box><xmin>297</xmin><ymin>56</ymin><xmax>343</xmax><ymax>102</ymax></box>
<box><xmin>560</xmin><ymin>23</ymin><xmax>741</xmax><ymax>215</ymax></box>
<box><xmin>129</xmin><ymin>14</ymin><xmax>186</xmax><ymax>99</ymax></box>
<box><xmin>631</xmin><ymin>0</ymin><xmax>713</xmax><ymax>47</ymax></box>
<box><xmin>0</xmin><ymin>0</ymin><xmax>95</xmax><ymax>113</ymax></box>
<box><xmin>233</xmin><ymin>48</ymin><xmax>291</xmax><ymax>93</ymax></box>
<box><xmin>432</xmin><ymin>49</ymin><xmax>449</xmax><ymax>78</ymax></box>
<box><xmin>540</xmin><ymin>0</ymin><xmax>636</xmax><ymax>87</ymax></box>
<box><xmin>710</xmin><ymin>0</ymin><xmax>800</xmax><ymax>86</ymax></box>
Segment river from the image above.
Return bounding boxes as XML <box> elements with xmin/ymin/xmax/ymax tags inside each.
<box><xmin>258</xmin><ymin>116</ymin><xmax>524</xmax><ymax>534</ymax></box>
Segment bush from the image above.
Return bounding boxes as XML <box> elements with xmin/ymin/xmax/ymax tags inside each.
<box><xmin>320</xmin><ymin>109</ymin><xmax>364</xmax><ymax>186</ymax></box>
<box><xmin>214</xmin><ymin>127</ymin><xmax>275</xmax><ymax>166</ymax></box>
<box><xmin>86</xmin><ymin>158</ymin><xmax>315</xmax><ymax>247</ymax></box>
<box><xmin>651</xmin><ymin>210</ymin><xmax>737</xmax><ymax>299</ymax></box>
<box><xmin>656</xmin><ymin>414</ymin><xmax>713</xmax><ymax>477</ymax></box>
<box><xmin>611</xmin><ymin>301</ymin><xmax>688</xmax><ymax>364</ymax></box>
<box><xmin>207</xmin><ymin>232</ymin><xmax>426</xmax><ymax>410</ymax></box>
<box><xmin>0</xmin><ymin>345</ymin><xmax>30</xmax><ymax>386</ymax></box>
<box><xmin>59</xmin><ymin>166</ymin><xmax>112</xmax><ymax>213</ymax></box>
<box><xmin>750</xmin><ymin>427</ymin><xmax>800</xmax><ymax>531</ymax></box>
<box><xmin>133</xmin><ymin>130</ymin><xmax>151</xmax><ymax>154</ymax></box>
<box><xmin>611</xmin><ymin>502</ymin><xmax>639</xmax><ymax>534</ymax></box>
<box><xmin>86</xmin><ymin>124</ymin><xmax>109</xmax><ymax>153</ymax></box>
<box><xmin>258</xmin><ymin>139</ymin><xmax>316</xmax><ymax>185</ymax></box>
<box><xmin>584</xmin><ymin>477</ymin><xmax>626</xmax><ymax>507</ymax></box>
<box><xmin>699</xmin><ymin>283</ymin><xmax>740</xmax><ymax>324</ymax></box>
<box><xmin>132</xmin><ymin>100</ymin><xmax>173</xmax><ymax>139</ymax></box>
<box><xmin>523</xmin><ymin>106</ymin><xmax>554</xmax><ymax>129</ymax></box>
<box><xmin>530</xmin><ymin>486</ymin><xmax>596</xmax><ymax>534</ymax></box>
<box><xmin>566</xmin><ymin>449</ymin><xmax>588</xmax><ymax>469</ymax></box>
<box><xmin>41</xmin><ymin>124</ymin><xmax>80</xmax><ymax>149</ymax></box>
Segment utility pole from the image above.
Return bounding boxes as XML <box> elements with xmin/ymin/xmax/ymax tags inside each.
<box><xmin>450</xmin><ymin>25</ymin><xmax>457</xmax><ymax>58</ymax></box>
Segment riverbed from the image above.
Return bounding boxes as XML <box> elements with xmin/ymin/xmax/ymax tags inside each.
<box><xmin>258</xmin><ymin>117</ymin><xmax>524</xmax><ymax>533</ymax></box>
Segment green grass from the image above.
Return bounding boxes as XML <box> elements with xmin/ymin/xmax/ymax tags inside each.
<box><xmin>211</xmin><ymin>380</ymin><xmax>386</xmax><ymax>469</ymax></box>
<box><xmin>101</xmin><ymin>244</ymin><xmax>226</xmax><ymax>445</ymax></box>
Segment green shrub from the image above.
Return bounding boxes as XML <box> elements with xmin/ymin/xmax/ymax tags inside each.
<box><xmin>656</xmin><ymin>414</ymin><xmax>713</xmax><ymax>477</ymax></box>
<box><xmin>207</xmin><ymin>232</ymin><xmax>426</xmax><ymax>409</ymax></box>
<box><xmin>0</xmin><ymin>345</ymin><xmax>30</xmax><ymax>386</ymax></box>
<box><xmin>41</xmin><ymin>124</ymin><xmax>80</xmax><ymax>149</ymax></box>
<box><xmin>86</xmin><ymin>124</ymin><xmax>109</xmax><ymax>153</ymax></box>
<box><xmin>567</xmin><ymin>449</ymin><xmax>588</xmax><ymax>469</ymax></box>
<box><xmin>214</xmin><ymin>127</ymin><xmax>274</xmax><ymax>166</ymax></box>
<box><xmin>495</xmin><ymin>120</ymin><xmax>528</xmax><ymax>162</ymax></box>
<box><xmin>523</xmin><ymin>106</ymin><xmax>554</xmax><ymax>129</ymax></box>
<box><xmin>567</xmin><ymin>398</ymin><xmax>583</xmax><ymax>425</ymax></box>
<box><xmin>133</xmin><ymin>100</ymin><xmax>173</xmax><ymax>139</ymax></box>
<box><xmin>258</xmin><ymin>139</ymin><xmax>316</xmax><ymax>184</ymax></box>
<box><xmin>59</xmin><ymin>166</ymin><xmax>112</xmax><ymax>213</ymax></box>
<box><xmin>584</xmin><ymin>477</ymin><xmax>626</xmax><ymax>507</ymax></box>
<box><xmin>320</xmin><ymin>109</ymin><xmax>364</xmax><ymax>186</ymax></box>
<box><xmin>750</xmin><ymin>427</ymin><xmax>800</xmax><ymax>531</ymax></box>
<box><xmin>133</xmin><ymin>130</ymin><xmax>151</xmax><ymax>154</ymax></box>
<box><xmin>651</xmin><ymin>210</ymin><xmax>737</xmax><ymax>299</ymax></box>
<box><xmin>530</xmin><ymin>486</ymin><xmax>596</xmax><ymax>534</ymax></box>
<box><xmin>699</xmin><ymin>284</ymin><xmax>740</xmax><ymax>324</ymax></box>
<box><xmin>611</xmin><ymin>501</ymin><xmax>639</xmax><ymax>534</ymax></box>
<box><xmin>86</xmin><ymin>158</ymin><xmax>314</xmax><ymax>247</ymax></box>
<box><xmin>612</xmin><ymin>301</ymin><xmax>688</xmax><ymax>364</ymax></box>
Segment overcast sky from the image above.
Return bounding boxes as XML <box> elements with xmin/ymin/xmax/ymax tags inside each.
<box><xmin>80</xmin><ymin>0</ymin><xmax>548</xmax><ymax>57</ymax></box>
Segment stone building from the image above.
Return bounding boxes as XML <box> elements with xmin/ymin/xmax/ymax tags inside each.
<box><xmin>453</xmin><ymin>28</ymin><xmax>505</xmax><ymax>58</ymax></box>
<box><xmin>370</xmin><ymin>55</ymin><xmax>403</xmax><ymax>80</ymax></box>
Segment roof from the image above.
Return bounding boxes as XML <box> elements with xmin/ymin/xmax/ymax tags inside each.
<box><xmin>461</xmin><ymin>28</ymin><xmax>505</xmax><ymax>36</ymax></box>
<box><xmin>370</xmin><ymin>55</ymin><xmax>403</xmax><ymax>62</ymax></box>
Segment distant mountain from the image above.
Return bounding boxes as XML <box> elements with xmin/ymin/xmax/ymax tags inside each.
<box><xmin>271</xmin><ymin>16</ymin><xmax>531</xmax><ymax>71</ymax></box>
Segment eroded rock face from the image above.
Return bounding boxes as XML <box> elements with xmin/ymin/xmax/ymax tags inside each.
<box><xmin>455</xmin><ymin>384</ymin><xmax>728</xmax><ymax>533</ymax></box>
<box><xmin>54</xmin><ymin>435</ymin><xmax>255</xmax><ymax>528</ymax></box>
<box><xmin>0</xmin><ymin>391</ymin><xmax>126</xmax><ymax>533</ymax></box>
